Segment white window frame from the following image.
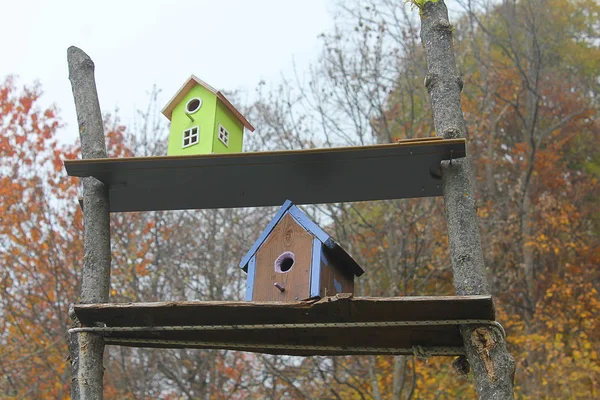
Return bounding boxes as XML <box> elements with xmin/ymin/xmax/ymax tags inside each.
<box><xmin>185</xmin><ymin>97</ymin><xmax>203</xmax><ymax>114</ymax></box>
<box><xmin>182</xmin><ymin>126</ymin><xmax>199</xmax><ymax>148</ymax></box>
<box><xmin>218</xmin><ymin>124</ymin><xmax>230</xmax><ymax>147</ymax></box>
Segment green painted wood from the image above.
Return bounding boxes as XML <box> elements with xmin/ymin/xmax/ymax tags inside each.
<box><xmin>212</xmin><ymin>99</ymin><xmax>244</xmax><ymax>153</ymax></box>
<box><xmin>167</xmin><ymin>85</ymin><xmax>217</xmax><ymax>156</ymax></box>
<box><xmin>64</xmin><ymin>138</ymin><xmax>466</xmax><ymax>212</ymax></box>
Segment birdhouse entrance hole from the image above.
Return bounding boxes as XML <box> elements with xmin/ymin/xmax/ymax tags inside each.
<box><xmin>275</xmin><ymin>252</ymin><xmax>295</xmax><ymax>273</ymax></box>
<box><xmin>185</xmin><ymin>97</ymin><xmax>202</xmax><ymax>114</ymax></box>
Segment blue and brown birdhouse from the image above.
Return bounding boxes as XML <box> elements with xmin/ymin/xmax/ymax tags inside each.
<box><xmin>239</xmin><ymin>200</ymin><xmax>365</xmax><ymax>302</ymax></box>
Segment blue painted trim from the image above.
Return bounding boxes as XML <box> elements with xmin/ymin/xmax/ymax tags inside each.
<box><xmin>333</xmin><ymin>277</ymin><xmax>342</xmax><ymax>293</ymax></box>
<box><xmin>310</xmin><ymin>238</ymin><xmax>322</xmax><ymax>298</ymax></box>
<box><xmin>239</xmin><ymin>200</ymin><xmax>365</xmax><ymax>279</ymax></box>
<box><xmin>290</xmin><ymin>205</ymin><xmax>365</xmax><ymax>277</ymax></box>
<box><xmin>288</xmin><ymin>205</ymin><xmax>331</xmax><ymax>244</ymax></box>
<box><xmin>320</xmin><ymin>251</ymin><xmax>329</xmax><ymax>265</ymax></box>
<box><xmin>245</xmin><ymin>255</ymin><xmax>256</xmax><ymax>301</ymax></box>
<box><xmin>239</xmin><ymin>200</ymin><xmax>294</xmax><ymax>271</ymax></box>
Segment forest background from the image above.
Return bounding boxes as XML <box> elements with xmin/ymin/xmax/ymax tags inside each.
<box><xmin>1</xmin><ymin>0</ymin><xmax>598</xmax><ymax>398</ymax></box>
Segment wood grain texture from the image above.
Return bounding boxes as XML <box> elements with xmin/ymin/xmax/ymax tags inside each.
<box><xmin>102</xmin><ymin>325</ymin><xmax>458</xmax><ymax>356</ymax></box>
<box><xmin>319</xmin><ymin>245</ymin><xmax>354</xmax><ymax>296</ymax></box>
<box><xmin>253</xmin><ymin>214</ymin><xmax>313</xmax><ymax>301</ymax></box>
<box><xmin>72</xmin><ymin>295</ymin><xmax>495</xmax><ymax>356</ymax></box>
<box><xmin>239</xmin><ymin>200</ymin><xmax>293</xmax><ymax>271</ymax></box>
<box><xmin>73</xmin><ymin>295</ymin><xmax>494</xmax><ymax>326</ymax></box>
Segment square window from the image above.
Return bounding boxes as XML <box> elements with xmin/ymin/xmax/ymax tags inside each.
<box><xmin>182</xmin><ymin>126</ymin><xmax>199</xmax><ymax>148</ymax></box>
<box><xmin>218</xmin><ymin>124</ymin><xmax>230</xmax><ymax>147</ymax></box>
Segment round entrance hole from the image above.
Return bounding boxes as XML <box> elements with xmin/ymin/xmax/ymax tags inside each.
<box><xmin>274</xmin><ymin>251</ymin><xmax>295</xmax><ymax>273</ymax></box>
<box><xmin>185</xmin><ymin>97</ymin><xmax>202</xmax><ymax>114</ymax></box>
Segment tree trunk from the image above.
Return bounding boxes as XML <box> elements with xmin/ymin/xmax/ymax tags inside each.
<box><xmin>418</xmin><ymin>2</ymin><xmax>516</xmax><ymax>398</ymax></box>
<box><xmin>391</xmin><ymin>355</ymin><xmax>407</xmax><ymax>400</ymax></box>
<box><xmin>67</xmin><ymin>46</ymin><xmax>111</xmax><ymax>400</ymax></box>
<box><xmin>368</xmin><ymin>356</ymin><xmax>383</xmax><ymax>400</ymax></box>
<box><xmin>521</xmin><ymin>0</ymin><xmax>541</xmax><ymax>324</ymax></box>
<box><xmin>67</xmin><ymin>307</ymin><xmax>80</xmax><ymax>400</ymax></box>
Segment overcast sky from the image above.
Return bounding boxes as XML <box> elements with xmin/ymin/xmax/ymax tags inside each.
<box><xmin>0</xmin><ymin>0</ymin><xmax>335</xmax><ymax>143</ymax></box>
<box><xmin>1</xmin><ymin>1</ymin><xmax>467</xmax><ymax>145</ymax></box>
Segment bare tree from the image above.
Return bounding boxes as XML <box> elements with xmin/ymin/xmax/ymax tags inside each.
<box><xmin>247</xmin><ymin>1</ymin><xmax>461</xmax><ymax>397</ymax></box>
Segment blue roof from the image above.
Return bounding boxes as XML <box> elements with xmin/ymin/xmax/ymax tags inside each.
<box><xmin>239</xmin><ymin>200</ymin><xmax>364</xmax><ymax>277</ymax></box>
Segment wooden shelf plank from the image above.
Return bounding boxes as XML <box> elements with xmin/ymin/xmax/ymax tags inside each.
<box><xmin>73</xmin><ymin>294</ymin><xmax>493</xmax><ymax>356</ymax></box>
<box><xmin>63</xmin><ymin>138</ymin><xmax>466</xmax><ymax>212</ymax></box>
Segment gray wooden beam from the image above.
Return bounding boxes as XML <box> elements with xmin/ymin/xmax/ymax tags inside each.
<box><xmin>63</xmin><ymin>139</ymin><xmax>466</xmax><ymax>212</ymax></box>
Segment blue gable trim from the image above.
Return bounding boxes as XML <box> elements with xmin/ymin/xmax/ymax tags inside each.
<box><xmin>239</xmin><ymin>200</ymin><xmax>365</xmax><ymax>278</ymax></box>
<box><xmin>310</xmin><ymin>238</ymin><xmax>322</xmax><ymax>297</ymax></box>
<box><xmin>333</xmin><ymin>277</ymin><xmax>342</xmax><ymax>293</ymax></box>
<box><xmin>288</xmin><ymin>206</ymin><xmax>331</xmax><ymax>244</ymax></box>
<box><xmin>239</xmin><ymin>200</ymin><xmax>293</xmax><ymax>271</ymax></box>
<box><xmin>244</xmin><ymin>255</ymin><xmax>256</xmax><ymax>301</ymax></box>
<box><xmin>290</xmin><ymin>205</ymin><xmax>364</xmax><ymax>277</ymax></box>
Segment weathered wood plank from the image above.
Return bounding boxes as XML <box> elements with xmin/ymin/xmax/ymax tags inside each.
<box><xmin>63</xmin><ymin>138</ymin><xmax>466</xmax><ymax>212</ymax></box>
<box><xmin>72</xmin><ymin>295</ymin><xmax>494</xmax><ymax>356</ymax></box>
<box><xmin>102</xmin><ymin>325</ymin><xmax>460</xmax><ymax>356</ymax></box>
<box><xmin>73</xmin><ymin>295</ymin><xmax>494</xmax><ymax>327</ymax></box>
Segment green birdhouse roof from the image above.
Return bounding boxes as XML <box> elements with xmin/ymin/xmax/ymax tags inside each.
<box><xmin>161</xmin><ymin>75</ymin><xmax>255</xmax><ymax>132</ymax></box>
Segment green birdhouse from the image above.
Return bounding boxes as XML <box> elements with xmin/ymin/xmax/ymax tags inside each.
<box><xmin>162</xmin><ymin>75</ymin><xmax>255</xmax><ymax>156</ymax></box>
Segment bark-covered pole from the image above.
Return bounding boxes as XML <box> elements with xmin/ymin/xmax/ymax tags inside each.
<box><xmin>67</xmin><ymin>46</ymin><xmax>111</xmax><ymax>400</ymax></box>
<box><xmin>416</xmin><ymin>1</ymin><xmax>515</xmax><ymax>398</ymax></box>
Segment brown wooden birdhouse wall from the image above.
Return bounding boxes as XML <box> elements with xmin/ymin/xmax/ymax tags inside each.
<box><xmin>239</xmin><ymin>200</ymin><xmax>364</xmax><ymax>302</ymax></box>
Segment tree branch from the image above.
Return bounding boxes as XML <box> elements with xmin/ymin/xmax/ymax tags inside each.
<box><xmin>67</xmin><ymin>45</ymin><xmax>111</xmax><ymax>400</ymax></box>
<box><xmin>417</xmin><ymin>1</ymin><xmax>516</xmax><ymax>398</ymax></box>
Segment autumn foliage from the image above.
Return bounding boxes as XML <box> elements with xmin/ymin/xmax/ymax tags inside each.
<box><xmin>1</xmin><ymin>0</ymin><xmax>599</xmax><ymax>398</ymax></box>
<box><xmin>338</xmin><ymin>0</ymin><xmax>599</xmax><ymax>398</ymax></box>
<box><xmin>1</xmin><ymin>77</ymin><xmax>76</xmax><ymax>397</ymax></box>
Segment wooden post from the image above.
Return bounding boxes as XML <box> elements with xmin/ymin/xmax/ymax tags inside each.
<box><xmin>417</xmin><ymin>1</ymin><xmax>516</xmax><ymax>398</ymax></box>
<box><xmin>67</xmin><ymin>46</ymin><xmax>111</xmax><ymax>400</ymax></box>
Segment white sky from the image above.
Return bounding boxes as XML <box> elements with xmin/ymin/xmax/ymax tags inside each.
<box><xmin>0</xmin><ymin>0</ymin><xmax>335</xmax><ymax>143</ymax></box>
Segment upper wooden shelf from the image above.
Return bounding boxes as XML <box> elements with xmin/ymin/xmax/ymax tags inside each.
<box><xmin>72</xmin><ymin>294</ymin><xmax>494</xmax><ymax>356</ymax></box>
<box><xmin>63</xmin><ymin>137</ymin><xmax>466</xmax><ymax>212</ymax></box>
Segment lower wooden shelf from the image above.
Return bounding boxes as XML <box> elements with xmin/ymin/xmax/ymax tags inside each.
<box><xmin>72</xmin><ymin>294</ymin><xmax>495</xmax><ymax>356</ymax></box>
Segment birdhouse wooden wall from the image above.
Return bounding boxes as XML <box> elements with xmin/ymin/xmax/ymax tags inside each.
<box><xmin>240</xmin><ymin>200</ymin><xmax>364</xmax><ymax>302</ymax></box>
<box><xmin>318</xmin><ymin>247</ymin><xmax>354</xmax><ymax>297</ymax></box>
<box><xmin>253</xmin><ymin>213</ymin><xmax>314</xmax><ymax>301</ymax></box>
